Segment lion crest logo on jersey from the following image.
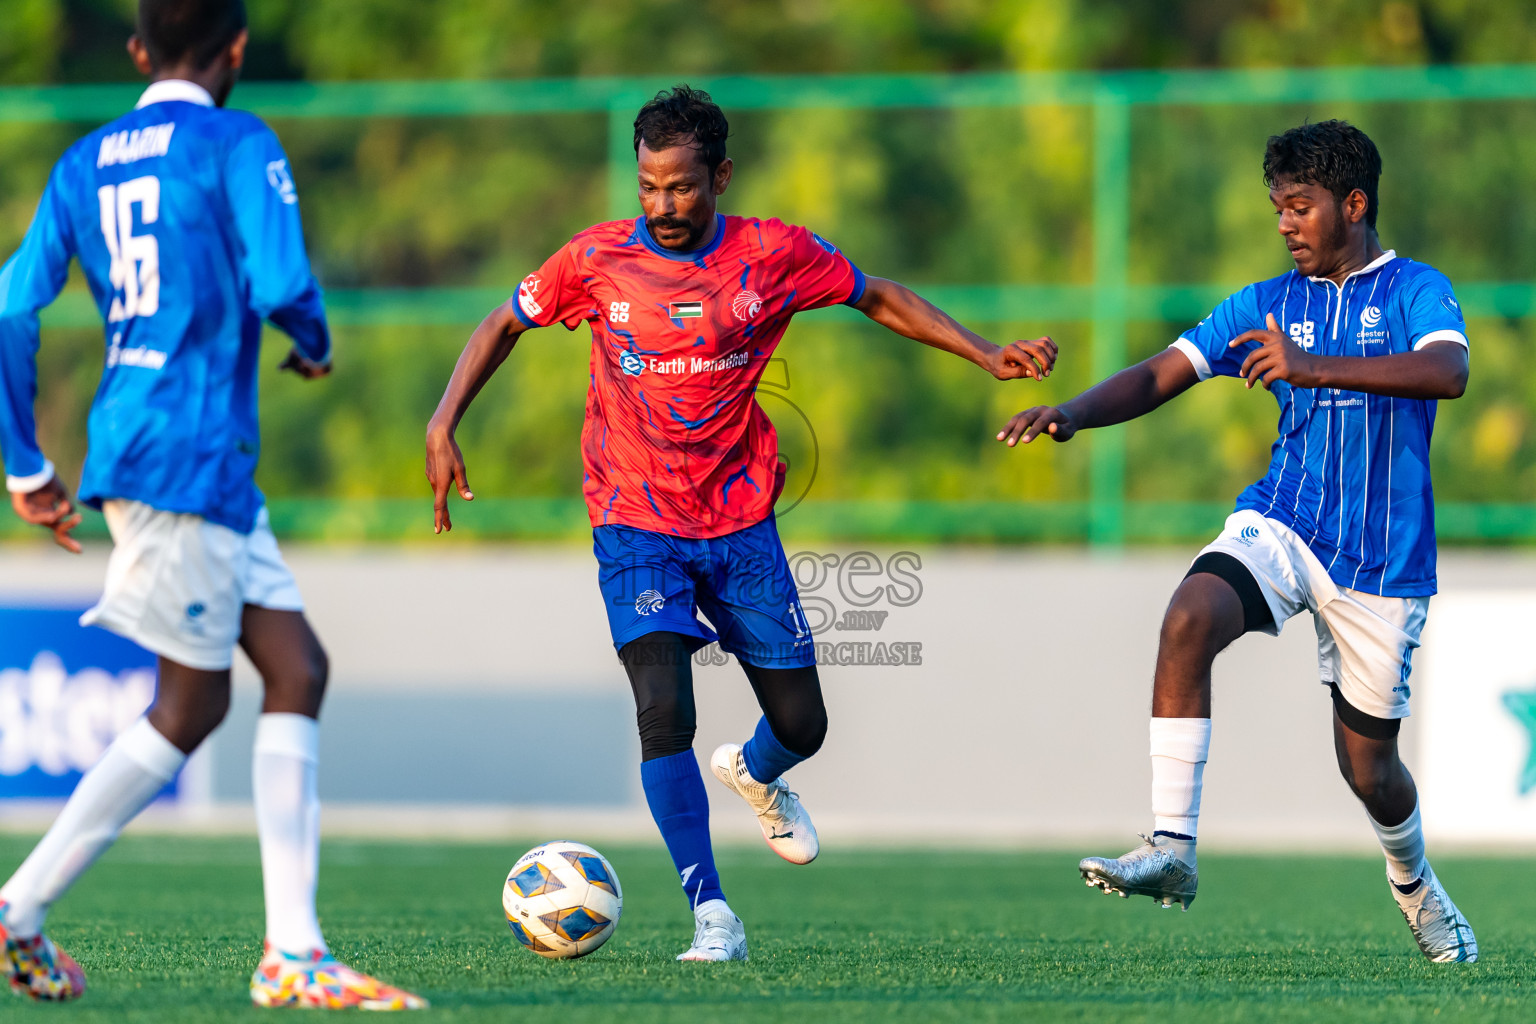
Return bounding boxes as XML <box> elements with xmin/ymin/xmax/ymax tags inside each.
<box><xmin>635</xmin><ymin>589</ymin><xmax>665</xmax><ymax>615</ymax></box>
<box><xmin>732</xmin><ymin>290</ymin><xmax>763</xmax><ymax>321</ymax></box>
<box><xmin>517</xmin><ymin>274</ymin><xmax>545</xmax><ymax>318</ymax></box>
<box><xmin>619</xmin><ymin>351</ymin><xmax>645</xmax><ymax>376</ymax></box>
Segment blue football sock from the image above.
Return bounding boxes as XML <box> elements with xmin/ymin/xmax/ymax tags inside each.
<box><xmin>640</xmin><ymin>750</ymin><xmax>725</xmax><ymax>909</ymax></box>
<box><xmin>742</xmin><ymin>715</ymin><xmax>808</xmax><ymax>784</ymax></box>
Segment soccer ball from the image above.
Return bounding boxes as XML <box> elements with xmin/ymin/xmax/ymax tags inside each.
<box><xmin>502</xmin><ymin>841</ymin><xmax>623</xmax><ymax>959</ymax></box>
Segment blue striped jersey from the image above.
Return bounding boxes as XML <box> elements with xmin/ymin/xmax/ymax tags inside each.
<box><xmin>0</xmin><ymin>79</ymin><xmax>329</xmax><ymax>534</ymax></box>
<box><xmin>1171</xmin><ymin>251</ymin><xmax>1467</xmax><ymax>597</ymax></box>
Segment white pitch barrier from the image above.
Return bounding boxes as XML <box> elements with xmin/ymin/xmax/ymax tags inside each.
<box><xmin>0</xmin><ymin>543</ymin><xmax>1532</xmax><ymax>850</ymax></box>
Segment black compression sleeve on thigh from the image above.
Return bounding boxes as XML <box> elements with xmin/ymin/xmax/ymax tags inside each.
<box><xmin>1329</xmin><ymin>682</ymin><xmax>1402</xmax><ymax>740</ymax></box>
<box><xmin>1186</xmin><ymin>552</ymin><xmax>1275</xmax><ymax>634</ymax></box>
<box><xmin>740</xmin><ymin>662</ymin><xmax>827</xmax><ymax>757</ymax></box>
<box><xmin>619</xmin><ymin>631</ymin><xmax>697</xmax><ymax>761</ymax></box>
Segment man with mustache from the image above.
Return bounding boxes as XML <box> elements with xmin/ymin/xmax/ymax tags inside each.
<box><xmin>427</xmin><ymin>85</ymin><xmax>1056</xmax><ymax>961</ymax></box>
<box><xmin>999</xmin><ymin>120</ymin><xmax>1475</xmax><ymax>963</ymax></box>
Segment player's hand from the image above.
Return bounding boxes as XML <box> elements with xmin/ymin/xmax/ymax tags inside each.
<box><xmin>988</xmin><ymin>337</ymin><xmax>1057</xmax><ymax>381</ymax></box>
<box><xmin>996</xmin><ymin>405</ymin><xmax>1076</xmax><ymax>446</ymax></box>
<box><xmin>1230</xmin><ymin>313</ymin><xmax>1319</xmax><ymax>390</ymax></box>
<box><xmin>278</xmin><ymin>348</ymin><xmax>332</xmax><ymax>380</ymax></box>
<box><xmin>425</xmin><ymin>425</ymin><xmax>473</xmax><ymax>534</ymax></box>
<box><xmin>10</xmin><ymin>475</ymin><xmax>83</xmax><ymax>554</ymax></box>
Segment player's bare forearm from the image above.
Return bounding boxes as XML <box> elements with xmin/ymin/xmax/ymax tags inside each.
<box><xmin>852</xmin><ymin>276</ymin><xmax>1056</xmax><ymax>381</ymax></box>
<box><xmin>997</xmin><ymin>348</ymin><xmax>1198</xmax><ymax>446</ymax></box>
<box><xmin>1066</xmin><ymin>351</ymin><xmax>1198</xmax><ymax>427</ymax></box>
<box><xmin>851</xmin><ymin>277</ymin><xmax>990</xmax><ymax>365</ymax></box>
<box><xmin>425</xmin><ymin>300</ymin><xmax>526</xmax><ymax>533</ymax></box>
<box><xmin>428</xmin><ymin>300</ymin><xmax>526</xmax><ymax>436</ymax></box>
<box><xmin>1231</xmin><ymin>314</ymin><xmax>1468</xmax><ymax>399</ymax></box>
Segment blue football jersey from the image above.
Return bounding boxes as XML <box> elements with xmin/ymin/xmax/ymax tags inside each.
<box><xmin>1172</xmin><ymin>251</ymin><xmax>1468</xmax><ymax>597</ymax></box>
<box><xmin>0</xmin><ymin>79</ymin><xmax>329</xmax><ymax>534</ymax></box>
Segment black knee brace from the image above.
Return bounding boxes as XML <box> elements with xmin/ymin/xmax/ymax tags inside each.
<box><xmin>619</xmin><ymin>632</ymin><xmax>697</xmax><ymax>761</ymax></box>
<box><xmin>1329</xmin><ymin>682</ymin><xmax>1401</xmax><ymax>740</ymax></box>
<box><xmin>742</xmin><ymin>662</ymin><xmax>827</xmax><ymax>757</ymax></box>
<box><xmin>1186</xmin><ymin>552</ymin><xmax>1275</xmax><ymax>634</ymax></box>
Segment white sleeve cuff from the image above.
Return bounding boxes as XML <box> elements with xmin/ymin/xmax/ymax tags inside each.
<box><xmin>1413</xmin><ymin>329</ymin><xmax>1468</xmax><ymax>351</ymax></box>
<box><xmin>1169</xmin><ymin>338</ymin><xmax>1213</xmax><ymax>381</ymax></box>
<box><xmin>6</xmin><ymin>458</ymin><xmax>55</xmax><ymax>494</ymax></box>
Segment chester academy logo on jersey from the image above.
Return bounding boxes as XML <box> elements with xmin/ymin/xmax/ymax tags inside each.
<box><xmin>1359</xmin><ymin>304</ymin><xmax>1387</xmax><ymax>344</ymax></box>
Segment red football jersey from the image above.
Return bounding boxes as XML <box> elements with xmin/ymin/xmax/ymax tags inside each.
<box><xmin>512</xmin><ymin>214</ymin><xmax>865</xmax><ymax>538</ymax></box>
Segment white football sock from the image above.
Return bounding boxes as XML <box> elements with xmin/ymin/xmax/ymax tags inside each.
<box><xmin>253</xmin><ymin>713</ymin><xmax>327</xmax><ymax>955</ymax></box>
<box><xmin>0</xmin><ymin>718</ymin><xmax>184</xmax><ymax>938</ymax></box>
<box><xmin>1150</xmin><ymin>717</ymin><xmax>1212</xmax><ymax>862</ymax></box>
<box><xmin>1370</xmin><ymin>801</ymin><xmax>1427</xmax><ymax>888</ymax></box>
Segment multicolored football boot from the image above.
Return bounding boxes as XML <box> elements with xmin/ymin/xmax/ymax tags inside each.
<box><xmin>250</xmin><ymin>943</ymin><xmax>428</xmax><ymax>1010</ymax></box>
<box><xmin>0</xmin><ymin>901</ymin><xmax>86</xmax><ymax>1002</ymax></box>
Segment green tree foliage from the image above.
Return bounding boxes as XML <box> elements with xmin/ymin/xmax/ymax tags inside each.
<box><xmin>4</xmin><ymin>0</ymin><xmax>1536</xmax><ymax>533</ymax></box>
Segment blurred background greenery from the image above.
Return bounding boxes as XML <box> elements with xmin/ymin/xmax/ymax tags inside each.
<box><xmin>2</xmin><ymin>0</ymin><xmax>1535</xmax><ymax>543</ymax></box>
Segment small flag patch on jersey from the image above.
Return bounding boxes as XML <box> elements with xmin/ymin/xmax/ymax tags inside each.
<box><xmin>668</xmin><ymin>301</ymin><xmax>704</xmax><ymax>319</ymax></box>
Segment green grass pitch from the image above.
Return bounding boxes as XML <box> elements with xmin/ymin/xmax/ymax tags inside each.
<box><xmin>2</xmin><ymin>835</ymin><xmax>1533</xmax><ymax>1022</ymax></box>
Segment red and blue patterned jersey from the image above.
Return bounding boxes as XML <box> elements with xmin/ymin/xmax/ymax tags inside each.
<box><xmin>512</xmin><ymin>214</ymin><xmax>865</xmax><ymax>538</ymax></box>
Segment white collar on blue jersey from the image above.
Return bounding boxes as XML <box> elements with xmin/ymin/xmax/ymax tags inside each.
<box><xmin>1309</xmin><ymin>249</ymin><xmax>1396</xmax><ymax>284</ymax></box>
<box><xmin>135</xmin><ymin>79</ymin><xmax>215</xmax><ymax>109</ymax></box>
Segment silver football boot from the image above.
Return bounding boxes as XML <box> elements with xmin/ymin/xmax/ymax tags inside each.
<box><xmin>1392</xmin><ymin>864</ymin><xmax>1477</xmax><ymax>963</ymax></box>
<box><xmin>1078</xmin><ymin>833</ymin><xmax>1198</xmax><ymax>911</ymax></box>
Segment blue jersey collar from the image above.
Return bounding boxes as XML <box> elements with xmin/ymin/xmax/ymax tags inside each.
<box><xmin>1308</xmin><ymin>249</ymin><xmax>1397</xmax><ymax>285</ymax></box>
<box><xmin>135</xmin><ymin>80</ymin><xmax>215</xmax><ymax>109</ymax></box>
<box><xmin>635</xmin><ymin>214</ymin><xmax>727</xmax><ymax>262</ymax></box>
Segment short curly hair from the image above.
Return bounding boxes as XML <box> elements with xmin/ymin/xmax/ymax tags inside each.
<box><xmin>633</xmin><ymin>85</ymin><xmax>730</xmax><ymax>173</ymax></box>
<box><xmin>1263</xmin><ymin>120</ymin><xmax>1383</xmax><ymax>228</ymax></box>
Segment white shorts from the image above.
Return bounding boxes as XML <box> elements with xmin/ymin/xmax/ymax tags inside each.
<box><xmin>1198</xmin><ymin>509</ymin><xmax>1428</xmax><ymax>721</ymax></box>
<box><xmin>80</xmin><ymin>500</ymin><xmax>304</xmax><ymax>671</ymax></box>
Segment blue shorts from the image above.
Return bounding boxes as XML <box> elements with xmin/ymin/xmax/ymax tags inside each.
<box><xmin>593</xmin><ymin>517</ymin><xmax>815</xmax><ymax>669</ymax></box>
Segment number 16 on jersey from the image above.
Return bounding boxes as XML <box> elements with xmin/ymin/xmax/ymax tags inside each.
<box><xmin>98</xmin><ymin>175</ymin><xmax>161</xmax><ymax>322</ymax></box>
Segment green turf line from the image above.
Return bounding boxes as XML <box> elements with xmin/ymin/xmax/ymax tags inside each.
<box><xmin>2</xmin><ymin>837</ymin><xmax>1530</xmax><ymax>1022</ymax></box>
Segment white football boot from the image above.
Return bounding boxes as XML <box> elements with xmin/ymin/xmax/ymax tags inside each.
<box><xmin>1392</xmin><ymin>864</ymin><xmax>1477</xmax><ymax>963</ymax></box>
<box><xmin>676</xmin><ymin>899</ymin><xmax>749</xmax><ymax>962</ymax></box>
<box><xmin>1078</xmin><ymin>833</ymin><xmax>1198</xmax><ymax>911</ymax></box>
<box><xmin>709</xmin><ymin>743</ymin><xmax>819</xmax><ymax>864</ymax></box>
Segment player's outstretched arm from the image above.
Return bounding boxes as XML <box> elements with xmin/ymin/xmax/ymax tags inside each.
<box><xmin>424</xmin><ymin>300</ymin><xmax>529</xmax><ymax>533</ymax></box>
<box><xmin>0</xmin><ymin>169</ymin><xmax>83</xmax><ymax>552</ymax></box>
<box><xmin>850</xmin><ymin>276</ymin><xmax>1056</xmax><ymax>380</ymax></box>
<box><xmin>1230</xmin><ymin>313</ymin><xmax>1468</xmax><ymax>399</ymax></box>
<box><xmin>997</xmin><ymin>347</ymin><xmax>1200</xmax><ymax>447</ymax></box>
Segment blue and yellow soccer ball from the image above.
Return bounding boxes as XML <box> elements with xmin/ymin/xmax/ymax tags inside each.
<box><xmin>502</xmin><ymin>841</ymin><xmax>623</xmax><ymax>959</ymax></box>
